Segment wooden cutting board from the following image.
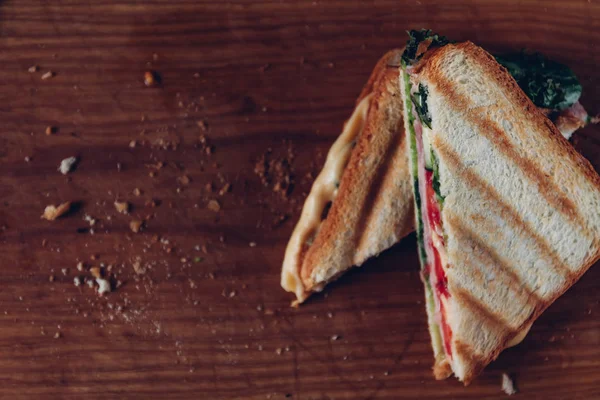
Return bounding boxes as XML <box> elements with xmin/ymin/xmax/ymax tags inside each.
<box><xmin>1</xmin><ymin>1</ymin><xmax>599</xmax><ymax>398</ymax></box>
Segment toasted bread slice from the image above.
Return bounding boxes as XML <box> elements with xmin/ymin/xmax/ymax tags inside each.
<box><xmin>403</xmin><ymin>41</ymin><xmax>600</xmax><ymax>384</ymax></box>
<box><xmin>281</xmin><ymin>49</ymin><xmax>413</xmax><ymax>304</ymax></box>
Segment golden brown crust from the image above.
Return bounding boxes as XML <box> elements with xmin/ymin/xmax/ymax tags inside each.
<box><xmin>299</xmin><ymin>48</ymin><xmax>411</xmax><ymax>290</ymax></box>
<box><xmin>433</xmin><ymin>359</ymin><xmax>452</xmax><ymax>380</ymax></box>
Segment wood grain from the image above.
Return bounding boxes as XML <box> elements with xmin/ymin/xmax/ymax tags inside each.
<box><xmin>1</xmin><ymin>1</ymin><xmax>600</xmax><ymax>398</ymax></box>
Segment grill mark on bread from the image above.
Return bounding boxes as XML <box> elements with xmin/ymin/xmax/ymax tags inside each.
<box><xmin>297</xmin><ymin>49</ymin><xmax>406</xmax><ymax>291</ymax></box>
<box><xmin>453</xmin><ymin>287</ymin><xmax>512</xmax><ymax>337</ymax></box>
<box><xmin>435</xmin><ymin>143</ymin><xmax>575</xmax><ymax>281</ymax></box>
<box><xmin>424</xmin><ymin>49</ymin><xmax>590</xmax><ymax>238</ymax></box>
<box><xmin>444</xmin><ymin>212</ymin><xmax>543</xmax><ymax>306</ymax></box>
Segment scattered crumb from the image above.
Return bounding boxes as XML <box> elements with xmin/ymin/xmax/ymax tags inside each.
<box><xmin>254</xmin><ymin>147</ymin><xmax>295</xmax><ymax>199</ymax></box>
<box><xmin>228</xmin><ymin>290</ymin><xmax>236</xmax><ymax>298</ymax></box>
<box><xmin>133</xmin><ymin>188</ymin><xmax>142</xmax><ymax>196</ymax></box>
<box><xmin>132</xmin><ymin>258</ymin><xmax>146</xmax><ymax>275</ymax></box>
<box><xmin>41</xmin><ymin>71</ymin><xmax>54</xmax><ymax>80</ymax></box>
<box><xmin>114</xmin><ymin>201</ymin><xmax>130</xmax><ymax>214</ymax></box>
<box><xmin>28</xmin><ymin>65</ymin><xmax>38</xmax><ymax>73</ymax></box>
<box><xmin>249</xmin><ymin>242</ymin><xmax>257</xmax><ymax>248</ymax></box>
<box><xmin>58</xmin><ymin>156</ymin><xmax>78</xmax><ymax>175</ymax></box>
<box><xmin>24</xmin><ymin>156</ymin><xmax>31</xmax><ymax>162</ymax></box>
<box><xmin>218</xmin><ymin>183</ymin><xmax>231</xmax><ymax>196</ymax></box>
<box><xmin>76</xmin><ymin>262</ymin><xmax>84</xmax><ymax>272</ymax></box>
<box><xmin>178</xmin><ymin>175</ymin><xmax>190</xmax><ymax>186</ymax></box>
<box><xmin>45</xmin><ymin>126</ymin><xmax>55</xmax><ymax>135</ymax></box>
<box><xmin>41</xmin><ymin>202</ymin><xmax>71</xmax><ymax>221</ymax></box>
<box><xmin>144</xmin><ymin>71</ymin><xmax>158</xmax><ymax>86</ymax></box>
<box><xmin>73</xmin><ymin>277</ymin><xmax>81</xmax><ymax>287</ymax></box>
<box><xmin>275</xmin><ymin>348</ymin><xmax>283</xmax><ymax>356</ymax></box>
<box><xmin>84</xmin><ymin>215</ymin><xmax>96</xmax><ymax>226</ymax></box>
<box><xmin>130</xmin><ymin>219</ymin><xmax>143</xmax><ymax>233</ymax></box>
<box><xmin>129</xmin><ymin>140</ymin><xmax>137</xmax><ymax>148</ymax></box>
<box><xmin>96</xmin><ymin>278</ymin><xmax>111</xmax><ymax>295</ymax></box>
<box><xmin>330</xmin><ymin>334</ymin><xmax>340</xmax><ymax>341</ymax></box>
<box><xmin>207</xmin><ymin>200</ymin><xmax>220</xmax><ymax>212</ymax></box>
<box><xmin>61</xmin><ymin>268</ymin><xmax>68</xmax><ymax>276</ymax></box>
<box><xmin>197</xmin><ymin>120</ymin><xmax>208</xmax><ymax>131</ymax></box>
<box><xmin>53</xmin><ymin>332</ymin><xmax>61</xmax><ymax>339</ymax></box>
<box><xmin>86</xmin><ymin>279</ymin><xmax>94</xmax><ymax>289</ymax></box>
<box><xmin>49</xmin><ymin>275</ymin><xmax>55</xmax><ymax>282</ymax></box>
<box><xmin>502</xmin><ymin>373</ymin><xmax>517</xmax><ymax>396</ymax></box>
<box><xmin>89</xmin><ymin>267</ymin><xmax>101</xmax><ymax>279</ymax></box>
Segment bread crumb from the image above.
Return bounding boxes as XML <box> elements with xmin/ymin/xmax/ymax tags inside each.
<box><xmin>330</xmin><ymin>334</ymin><xmax>340</xmax><ymax>341</ymax></box>
<box><xmin>275</xmin><ymin>348</ymin><xmax>283</xmax><ymax>355</ymax></box>
<box><xmin>132</xmin><ymin>258</ymin><xmax>146</xmax><ymax>275</ymax></box>
<box><xmin>86</xmin><ymin>279</ymin><xmax>94</xmax><ymax>289</ymax></box>
<box><xmin>83</xmin><ymin>215</ymin><xmax>96</xmax><ymax>226</ymax></box>
<box><xmin>129</xmin><ymin>140</ymin><xmax>137</xmax><ymax>148</ymax></box>
<box><xmin>144</xmin><ymin>71</ymin><xmax>158</xmax><ymax>86</ymax></box>
<box><xmin>28</xmin><ymin>65</ymin><xmax>38</xmax><ymax>73</ymax></box>
<box><xmin>89</xmin><ymin>267</ymin><xmax>101</xmax><ymax>279</ymax></box>
<box><xmin>41</xmin><ymin>202</ymin><xmax>71</xmax><ymax>221</ymax></box>
<box><xmin>249</xmin><ymin>242</ymin><xmax>257</xmax><ymax>247</ymax></box>
<box><xmin>58</xmin><ymin>156</ymin><xmax>77</xmax><ymax>175</ymax></box>
<box><xmin>207</xmin><ymin>200</ymin><xmax>220</xmax><ymax>212</ymax></box>
<box><xmin>130</xmin><ymin>219</ymin><xmax>143</xmax><ymax>233</ymax></box>
<box><xmin>178</xmin><ymin>175</ymin><xmax>190</xmax><ymax>186</ymax></box>
<box><xmin>41</xmin><ymin>71</ymin><xmax>54</xmax><ymax>80</ymax></box>
<box><xmin>114</xmin><ymin>201</ymin><xmax>130</xmax><ymax>214</ymax></box>
<box><xmin>502</xmin><ymin>373</ymin><xmax>517</xmax><ymax>395</ymax></box>
<box><xmin>45</xmin><ymin>126</ymin><xmax>55</xmax><ymax>135</ymax></box>
<box><xmin>96</xmin><ymin>278</ymin><xmax>111</xmax><ymax>295</ymax></box>
<box><xmin>73</xmin><ymin>277</ymin><xmax>81</xmax><ymax>287</ymax></box>
<box><xmin>197</xmin><ymin>120</ymin><xmax>208</xmax><ymax>131</ymax></box>
<box><xmin>53</xmin><ymin>332</ymin><xmax>61</xmax><ymax>339</ymax></box>
<box><xmin>76</xmin><ymin>262</ymin><xmax>84</xmax><ymax>271</ymax></box>
<box><xmin>218</xmin><ymin>183</ymin><xmax>231</xmax><ymax>196</ymax></box>
<box><xmin>133</xmin><ymin>188</ymin><xmax>142</xmax><ymax>196</ymax></box>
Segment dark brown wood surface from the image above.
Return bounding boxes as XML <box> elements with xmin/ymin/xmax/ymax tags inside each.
<box><xmin>1</xmin><ymin>1</ymin><xmax>600</xmax><ymax>398</ymax></box>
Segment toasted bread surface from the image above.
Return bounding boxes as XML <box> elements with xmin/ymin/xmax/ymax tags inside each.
<box><xmin>410</xmin><ymin>42</ymin><xmax>600</xmax><ymax>384</ymax></box>
<box><xmin>281</xmin><ymin>48</ymin><xmax>413</xmax><ymax>303</ymax></box>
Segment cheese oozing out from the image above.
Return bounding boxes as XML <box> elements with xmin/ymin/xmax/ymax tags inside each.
<box><xmin>281</xmin><ymin>94</ymin><xmax>372</xmax><ymax>305</ymax></box>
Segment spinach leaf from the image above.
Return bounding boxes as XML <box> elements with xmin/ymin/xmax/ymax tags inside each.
<box><xmin>410</xmin><ymin>84</ymin><xmax>432</xmax><ymax>129</ymax></box>
<box><xmin>431</xmin><ymin>150</ymin><xmax>444</xmax><ymax>205</ymax></box>
<box><xmin>495</xmin><ymin>52</ymin><xmax>582</xmax><ymax>111</ymax></box>
<box><xmin>402</xmin><ymin>29</ymin><xmax>451</xmax><ymax>66</ymax></box>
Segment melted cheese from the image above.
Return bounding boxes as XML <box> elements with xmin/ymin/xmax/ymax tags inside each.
<box><xmin>506</xmin><ymin>322</ymin><xmax>533</xmax><ymax>348</ymax></box>
<box><xmin>281</xmin><ymin>94</ymin><xmax>372</xmax><ymax>305</ymax></box>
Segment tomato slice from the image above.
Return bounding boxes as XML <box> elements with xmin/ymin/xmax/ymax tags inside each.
<box><xmin>424</xmin><ymin>169</ymin><xmax>452</xmax><ymax>357</ymax></box>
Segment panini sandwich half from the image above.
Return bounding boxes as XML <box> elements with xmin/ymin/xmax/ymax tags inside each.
<box><xmin>281</xmin><ymin>49</ymin><xmax>414</xmax><ymax>305</ymax></box>
<box><xmin>400</xmin><ymin>33</ymin><xmax>600</xmax><ymax>384</ymax></box>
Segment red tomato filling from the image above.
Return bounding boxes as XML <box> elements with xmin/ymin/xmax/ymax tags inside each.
<box><xmin>424</xmin><ymin>170</ymin><xmax>452</xmax><ymax>358</ymax></box>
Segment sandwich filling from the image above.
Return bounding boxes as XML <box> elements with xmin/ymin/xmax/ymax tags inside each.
<box><xmin>403</xmin><ymin>67</ymin><xmax>453</xmax><ymax>367</ymax></box>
